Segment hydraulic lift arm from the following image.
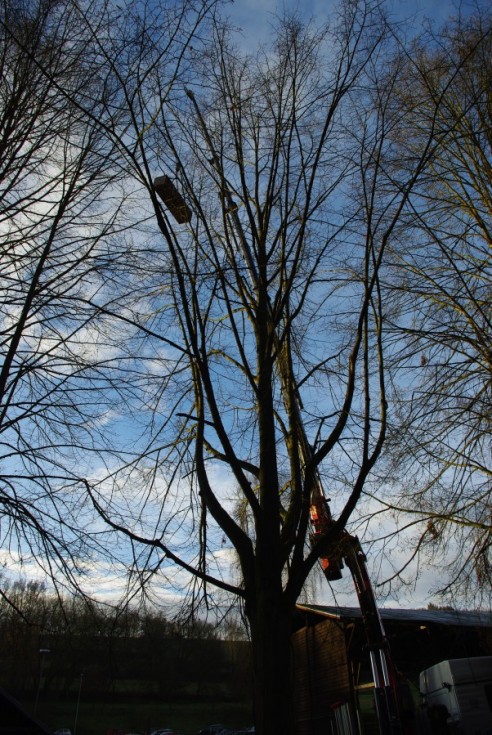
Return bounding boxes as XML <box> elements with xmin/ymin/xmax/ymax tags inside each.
<box><xmin>311</xmin><ymin>507</ymin><xmax>403</xmax><ymax>735</ymax></box>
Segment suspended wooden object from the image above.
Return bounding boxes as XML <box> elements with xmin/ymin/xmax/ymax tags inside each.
<box><xmin>154</xmin><ymin>175</ymin><xmax>192</xmax><ymax>224</ymax></box>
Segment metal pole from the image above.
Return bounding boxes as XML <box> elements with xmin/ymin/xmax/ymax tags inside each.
<box><xmin>74</xmin><ymin>672</ymin><xmax>84</xmax><ymax>735</ymax></box>
<box><xmin>34</xmin><ymin>648</ymin><xmax>50</xmax><ymax>714</ymax></box>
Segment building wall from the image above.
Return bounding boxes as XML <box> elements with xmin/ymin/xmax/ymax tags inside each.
<box><xmin>292</xmin><ymin>619</ymin><xmax>352</xmax><ymax>735</ymax></box>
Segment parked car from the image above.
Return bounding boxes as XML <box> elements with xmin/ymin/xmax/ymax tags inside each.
<box><xmin>197</xmin><ymin>725</ymin><xmax>227</xmax><ymax>735</ymax></box>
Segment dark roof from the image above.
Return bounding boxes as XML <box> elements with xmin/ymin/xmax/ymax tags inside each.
<box><xmin>296</xmin><ymin>604</ymin><xmax>492</xmax><ymax>628</ymax></box>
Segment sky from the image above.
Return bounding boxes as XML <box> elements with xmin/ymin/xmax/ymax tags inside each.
<box><xmin>202</xmin><ymin>0</ymin><xmax>486</xmax><ymax>614</ymax></box>
<box><xmin>3</xmin><ymin>0</ymin><xmax>488</xmax><ymax>618</ymax></box>
<box><xmin>222</xmin><ymin>0</ymin><xmax>469</xmax><ymax>48</ymax></box>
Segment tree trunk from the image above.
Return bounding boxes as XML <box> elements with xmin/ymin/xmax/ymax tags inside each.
<box><xmin>247</xmin><ymin>592</ymin><xmax>295</xmax><ymax>735</ymax></box>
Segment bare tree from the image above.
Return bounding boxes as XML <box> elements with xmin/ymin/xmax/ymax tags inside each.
<box><xmin>72</xmin><ymin>3</ymin><xmax>449</xmax><ymax>731</ymax></box>
<box><xmin>2</xmin><ymin>0</ymin><xmax>469</xmax><ymax>729</ymax></box>
<box><xmin>0</xmin><ymin>0</ymin><xmax>214</xmax><ymax>599</ymax></box>
<box><xmin>374</xmin><ymin>8</ymin><xmax>492</xmax><ymax>606</ymax></box>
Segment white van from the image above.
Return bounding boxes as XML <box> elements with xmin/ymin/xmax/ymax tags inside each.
<box><xmin>420</xmin><ymin>657</ymin><xmax>492</xmax><ymax>734</ymax></box>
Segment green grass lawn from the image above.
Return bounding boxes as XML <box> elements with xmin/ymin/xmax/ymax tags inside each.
<box><xmin>34</xmin><ymin>698</ymin><xmax>254</xmax><ymax>735</ymax></box>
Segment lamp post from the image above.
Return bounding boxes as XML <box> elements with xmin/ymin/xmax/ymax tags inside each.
<box><xmin>34</xmin><ymin>648</ymin><xmax>50</xmax><ymax>714</ymax></box>
<box><xmin>74</xmin><ymin>672</ymin><xmax>83</xmax><ymax>735</ymax></box>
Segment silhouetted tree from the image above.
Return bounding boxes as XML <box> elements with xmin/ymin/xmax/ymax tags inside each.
<box><xmin>77</xmin><ymin>3</ymin><xmax>448</xmax><ymax>731</ymax></box>
<box><xmin>377</xmin><ymin>7</ymin><xmax>492</xmax><ymax>606</ymax></box>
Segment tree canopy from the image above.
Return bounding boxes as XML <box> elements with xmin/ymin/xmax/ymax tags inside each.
<box><xmin>2</xmin><ymin>0</ymin><xmax>492</xmax><ymax>731</ymax></box>
<box><xmin>371</xmin><ymin>8</ymin><xmax>492</xmax><ymax>607</ymax></box>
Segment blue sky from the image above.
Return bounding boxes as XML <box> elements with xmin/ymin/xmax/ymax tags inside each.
<box><xmin>222</xmin><ymin>0</ymin><xmax>472</xmax><ymax>48</ymax></box>
<box><xmin>3</xmin><ymin>0</ymin><xmax>487</xmax><ymax>615</ymax></box>
<box><xmin>190</xmin><ymin>0</ymin><xmax>491</xmax><ymax>612</ymax></box>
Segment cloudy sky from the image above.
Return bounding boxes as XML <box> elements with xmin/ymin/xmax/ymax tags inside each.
<box><xmin>4</xmin><ymin>0</ymin><xmax>486</xmax><ymax>616</ymax></box>
<box><xmin>204</xmin><ymin>0</ymin><xmax>479</xmax><ymax>612</ymax></box>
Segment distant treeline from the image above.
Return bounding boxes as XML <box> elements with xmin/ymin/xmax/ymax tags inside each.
<box><xmin>0</xmin><ymin>579</ymin><xmax>251</xmax><ymax>702</ymax></box>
